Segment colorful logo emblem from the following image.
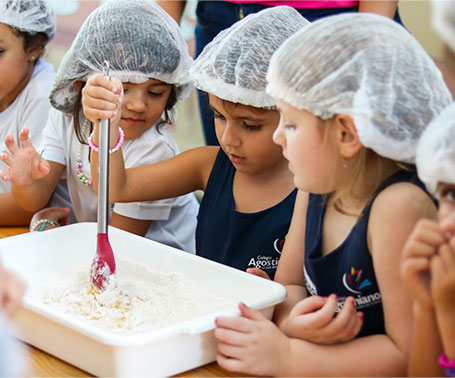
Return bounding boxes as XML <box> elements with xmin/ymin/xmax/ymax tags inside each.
<box><xmin>273</xmin><ymin>234</ymin><xmax>287</xmax><ymax>254</ymax></box>
<box><xmin>342</xmin><ymin>267</ymin><xmax>371</xmax><ymax>294</ymax></box>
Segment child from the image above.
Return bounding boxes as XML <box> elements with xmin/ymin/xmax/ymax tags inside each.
<box><xmin>402</xmin><ymin>5</ymin><xmax>455</xmax><ymax>374</ymax></box>
<box><xmin>84</xmin><ymin>6</ymin><xmax>309</xmax><ymax>279</ymax></box>
<box><xmin>212</xmin><ymin>13</ymin><xmax>452</xmax><ymax>376</ymax></box>
<box><xmin>0</xmin><ymin>0</ymin><xmax>58</xmax><ymax>226</ymax></box>
<box><xmin>0</xmin><ymin>0</ymin><xmax>199</xmax><ymax>252</ymax></box>
<box><xmin>402</xmin><ymin>103</ymin><xmax>455</xmax><ymax>377</ymax></box>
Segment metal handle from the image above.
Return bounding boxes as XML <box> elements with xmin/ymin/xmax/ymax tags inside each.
<box><xmin>97</xmin><ymin>61</ymin><xmax>111</xmax><ymax>234</ymax></box>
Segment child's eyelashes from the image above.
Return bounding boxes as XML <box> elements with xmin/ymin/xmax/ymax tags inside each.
<box><xmin>242</xmin><ymin>123</ymin><xmax>262</xmax><ymax>131</ymax></box>
<box><xmin>437</xmin><ymin>186</ymin><xmax>455</xmax><ymax>202</ymax></box>
<box><xmin>213</xmin><ymin>112</ymin><xmax>225</xmax><ymax>121</ymax></box>
<box><xmin>148</xmin><ymin>91</ymin><xmax>164</xmax><ymax>97</ymax></box>
<box><xmin>284</xmin><ymin>124</ymin><xmax>296</xmax><ymax>131</ymax></box>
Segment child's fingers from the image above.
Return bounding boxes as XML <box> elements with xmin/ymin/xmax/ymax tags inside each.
<box><xmin>214</xmin><ymin>326</ymin><xmax>249</xmax><ymax>346</ymax></box>
<box><xmin>83</xmin><ymin>85</ymin><xmax>120</xmax><ymax>109</ymax></box>
<box><xmin>436</xmin><ymin>244</ymin><xmax>455</xmax><ymax>273</ymax></box>
<box><xmin>31</xmin><ymin>157</ymin><xmax>50</xmax><ymax>178</ymax></box>
<box><xmin>18</xmin><ymin>128</ymin><xmax>33</xmax><ymax>150</ymax></box>
<box><xmin>87</xmin><ymin>73</ymin><xmax>120</xmax><ymax>93</ymax></box>
<box><xmin>216</xmin><ymin>352</ymin><xmax>243</xmax><ymax>372</ymax></box>
<box><xmin>3</xmin><ymin>134</ymin><xmax>20</xmax><ymax>155</ymax></box>
<box><xmin>339</xmin><ymin>311</ymin><xmax>364</xmax><ymax>342</ymax></box>
<box><xmin>215</xmin><ymin>314</ymin><xmax>254</xmax><ymax>333</ymax></box>
<box><xmin>0</xmin><ymin>168</ymin><xmax>10</xmax><ymax>182</ymax></box>
<box><xmin>0</xmin><ymin>152</ymin><xmax>12</xmax><ymax>167</ymax></box>
<box><xmin>292</xmin><ymin>295</ymin><xmax>327</xmax><ymax>317</ymax></box>
<box><xmin>217</xmin><ymin>341</ymin><xmax>246</xmax><ymax>360</ymax></box>
<box><xmin>245</xmin><ymin>267</ymin><xmax>271</xmax><ymax>280</ymax></box>
<box><xmin>238</xmin><ymin>302</ymin><xmax>265</xmax><ymax>322</ymax></box>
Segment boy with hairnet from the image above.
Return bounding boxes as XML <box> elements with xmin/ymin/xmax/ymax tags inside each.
<box><xmin>212</xmin><ymin>13</ymin><xmax>451</xmax><ymax>376</ymax></box>
<box><xmin>401</xmin><ymin>2</ymin><xmax>455</xmax><ymax>375</ymax></box>
<box><xmin>86</xmin><ymin>7</ymin><xmax>308</xmax><ymax>281</ymax></box>
<box><xmin>1</xmin><ymin>0</ymin><xmax>199</xmax><ymax>252</ymax></box>
<box><xmin>0</xmin><ymin>0</ymin><xmax>61</xmax><ymax>226</ymax></box>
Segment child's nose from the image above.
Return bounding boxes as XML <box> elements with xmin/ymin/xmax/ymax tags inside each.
<box><xmin>273</xmin><ymin>123</ymin><xmax>285</xmax><ymax>147</ymax></box>
<box><xmin>125</xmin><ymin>93</ymin><xmax>146</xmax><ymax>113</ymax></box>
<box><xmin>221</xmin><ymin>124</ymin><xmax>240</xmax><ymax>147</ymax></box>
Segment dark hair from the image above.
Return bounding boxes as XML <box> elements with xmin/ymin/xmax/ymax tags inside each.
<box><xmin>72</xmin><ymin>83</ymin><xmax>178</xmax><ymax>145</ymax></box>
<box><xmin>8</xmin><ymin>26</ymin><xmax>47</xmax><ymax>62</ymax></box>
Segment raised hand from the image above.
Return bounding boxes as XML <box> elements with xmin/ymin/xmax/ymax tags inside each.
<box><xmin>282</xmin><ymin>294</ymin><xmax>363</xmax><ymax>344</ymax></box>
<box><xmin>215</xmin><ymin>302</ymin><xmax>289</xmax><ymax>376</ymax></box>
<box><xmin>401</xmin><ymin>219</ymin><xmax>446</xmax><ymax>308</ymax></box>
<box><xmin>0</xmin><ymin>129</ymin><xmax>50</xmax><ymax>187</ymax></box>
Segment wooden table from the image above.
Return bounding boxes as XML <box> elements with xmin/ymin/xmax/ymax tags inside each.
<box><xmin>0</xmin><ymin>227</ymin><xmax>246</xmax><ymax>377</ymax></box>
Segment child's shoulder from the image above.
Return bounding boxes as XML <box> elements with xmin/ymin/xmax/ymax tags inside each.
<box><xmin>369</xmin><ymin>179</ymin><xmax>437</xmax><ymax>236</ymax></box>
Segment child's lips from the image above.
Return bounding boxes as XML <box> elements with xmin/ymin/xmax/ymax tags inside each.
<box><xmin>122</xmin><ymin>118</ymin><xmax>143</xmax><ymax>126</ymax></box>
<box><xmin>227</xmin><ymin>153</ymin><xmax>245</xmax><ymax>164</ymax></box>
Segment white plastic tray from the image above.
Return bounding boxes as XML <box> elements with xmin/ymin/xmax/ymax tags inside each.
<box><xmin>0</xmin><ymin>223</ymin><xmax>286</xmax><ymax>376</ymax></box>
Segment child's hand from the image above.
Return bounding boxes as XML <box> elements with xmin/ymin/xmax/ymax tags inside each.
<box><xmin>214</xmin><ymin>302</ymin><xmax>289</xmax><ymax>376</ymax></box>
<box><xmin>246</xmin><ymin>267</ymin><xmax>271</xmax><ymax>280</ymax></box>
<box><xmin>82</xmin><ymin>73</ymin><xmax>123</xmax><ymax>127</ymax></box>
<box><xmin>0</xmin><ymin>129</ymin><xmax>50</xmax><ymax>186</ymax></box>
<box><xmin>431</xmin><ymin>237</ymin><xmax>455</xmax><ymax>311</ymax></box>
<box><xmin>0</xmin><ymin>263</ymin><xmax>26</xmax><ymax>318</ymax></box>
<box><xmin>30</xmin><ymin>207</ymin><xmax>72</xmax><ymax>231</ymax></box>
<box><xmin>401</xmin><ymin>219</ymin><xmax>446</xmax><ymax>307</ymax></box>
<box><xmin>282</xmin><ymin>295</ymin><xmax>363</xmax><ymax>344</ymax></box>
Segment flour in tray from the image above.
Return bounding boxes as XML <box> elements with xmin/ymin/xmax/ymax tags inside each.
<box><xmin>43</xmin><ymin>258</ymin><xmax>234</xmax><ymax>333</ymax></box>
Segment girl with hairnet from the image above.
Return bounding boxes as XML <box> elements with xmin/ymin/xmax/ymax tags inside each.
<box><xmin>401</xmin><ymin>3</ymin><xmax>455</xmax><ymax>376</ymax></box>
<box><xmin>85</xmin><ymin>7</ymin><xmax>308</xmax><ymax>281</ymax></box>
<box><xmin>0</xmin><ymin>0</ymin><xmax>57</xmax><ymax>226</ymax></box>
<box><xmin>402</xmin><ymin>105</ymin><xmax>455</xmax><ymax>377</ymax></box>
<box><xmin>0</xmin><ymin>0</ymin><xmax>199</xmax><ymax>252</ymax></box>
<box><xmin>211</xmin><ymin>13</ymin><xmax>452</xmax><ymax>376</ymax></box>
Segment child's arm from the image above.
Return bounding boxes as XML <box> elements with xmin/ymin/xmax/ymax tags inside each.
<box><xmin>0</xmin><ymin>129</ymin><xmax>64</xmax><ymax>212</ymax></box>
<box><xmin>432</xmin><ymin>238</ymin><xmax>455</xmax><ymax>363</ymax></box>
<box><xmin>0</xmin><ymin>262</ymin><xmax>26</xmax><ymax>318</ymax></box>
<box><xmin>358</xmin><ymin>1</ymin><xmax>398</xmax><ymax>18</ymax></box>
<box><xmin>83</xmin><ymin>74</ymin><xmax>216</xmax><ymax>203</ymax></box>
<box><xmin>110</xmin><ymin>212</ymin><xmax>152</xmax><ymax>237</ymax></box>
<box><xmin>0</xmin><ymin>193</ymin><xmax>34</xmax><ymax>225</ymax></box>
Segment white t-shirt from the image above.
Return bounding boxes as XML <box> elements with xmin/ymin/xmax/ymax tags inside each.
<box><xmin>39</xmin><ymin>109</ymin><xmax>199</xmax><ymax>253</ymax></box>
<box><xmin>0</xmin><ymin>59</ymin><xmax>55</xmax><ymax>193</ymax></box>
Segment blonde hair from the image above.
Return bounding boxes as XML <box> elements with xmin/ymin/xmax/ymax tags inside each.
<box><xmin>319</xmin><ymin>117</ymin><xmax>415</xmax><ymax>218</ymax></box>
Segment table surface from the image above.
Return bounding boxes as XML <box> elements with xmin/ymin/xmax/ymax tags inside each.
<box><xmin>0</xmin><ymin>226</ymin><xmax>246</xmax><ymax>377</ymax></box>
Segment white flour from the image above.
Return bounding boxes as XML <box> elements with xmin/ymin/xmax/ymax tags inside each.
<box><xmin>44</xmin><ymin>259</ymin><xmax>234</xmax><ymax>333</ymax></box>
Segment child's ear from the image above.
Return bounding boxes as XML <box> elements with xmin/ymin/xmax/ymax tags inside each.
<box><xmin>26</xmin><ymin>37</ymin><xmax>45</xmax><ymax>63</ymax></box>
<box><xmin>334</xmin><ymin>114</ymin><xmax>362</xmax><ymax>159</ymax></box>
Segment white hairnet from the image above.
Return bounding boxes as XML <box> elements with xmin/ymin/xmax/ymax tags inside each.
<box><xmin>432</xmin><ymin>0</ymin><xmax>455</xmax><ymax>53</ymax></box>
<box><xmin>190</xmin><ymin>6</ymin><xmax>309</xmax><ymax>108</ymax></box>
<box><xmin>0</xmin><ymin>0</ymin><xmax>55</xmax><ymax>41</ymax></box>
<box><xmin>50</xmin><ymin>0</ymin><xmax>193</xmax><ymax>114</ymax></box>
<box><xmin>267</xmin><ymin>13</ymin><xmax>452</xmax><ymax>163</ymax></box>
<box><xmin>416</xmin><ymin>102</ymin><xmax>455</xmax><ymax>195</ymax></box>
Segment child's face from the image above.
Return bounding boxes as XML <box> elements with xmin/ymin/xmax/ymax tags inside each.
<box><xmin>273</xmin><ymin>99</ymin><xmax>340</xmax><ymax>193</ymax></box>
<box><xmin>120</xmin><ymin>79</ymin><xmax>172</xmax><ymax>140</ymax></box>
<box><xmin>0</xmin><ymin>23</ymin><xmax>34</xmax><ymax>111</ymax></box>
<box><xmin>209</xmin><ymin>95</ymin><xmax>286</xmax><ymax>175</ymax></box>
<box><xmin>436</xmin><ymin>182</ymin><xmax>455</xmax><ymax>237</ymax></box>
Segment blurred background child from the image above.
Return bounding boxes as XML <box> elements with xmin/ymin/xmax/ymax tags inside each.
<box><xmin>213</xmin><ymin>13</ymin><xmax>452</xmax><ymax>376</ymax></box>
<box><xmin>0</xmin><ymin>0</ymin><xmax>199</xmax><ymax>252</ymax></box>
<box><xmin>401</xmin><ymin>3</ymin><xmax>455</xmax><ymax>375</ymax></box>
<box><xmin>85</xmin><ymin>7</ymin><xmax>308</xmax><ymax>279</ymax></box>
<box><xmin>402</xmin><ymin>104</ymin><xmax>455</xmax><ymax>377</ymax></box>
<box><xmin>0</xmin><ymin>0</ymin><xmax>61</xmax><ymax>226</ymax></box>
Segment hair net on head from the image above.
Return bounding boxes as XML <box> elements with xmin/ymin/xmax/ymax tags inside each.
<box><xmin>432</xmin><ymin>0</ymin><xmax>455</xmax><ymax>53</ymax></box>
<box><xmin>190</xmin><ymin>6</ymin><xmax>309</xmax><ymax>109</ymax></box>
<box><xmin>416</xmin><ymin>103</ymin><xmax>455</xmax><ymax>195</ymax></box>
<box><xmin>50</xmin><ymin>0</ymin><xmax>193</xmax><ymax>114</ymax></box>
<box><xmin>0</xmin><ymin>0</ymin><xmax>56</xmax><ymax>41</ymax></box>
<box><xmin>267</xmin><ymin>13</ymin><xmax>452</xmax><ymax>163</ymax></box>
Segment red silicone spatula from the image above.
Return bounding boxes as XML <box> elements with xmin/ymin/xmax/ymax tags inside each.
<box><xmin>90</xmin><ymin>61</ymin><xmax>116</xmax><ymax>291</ymax></box>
